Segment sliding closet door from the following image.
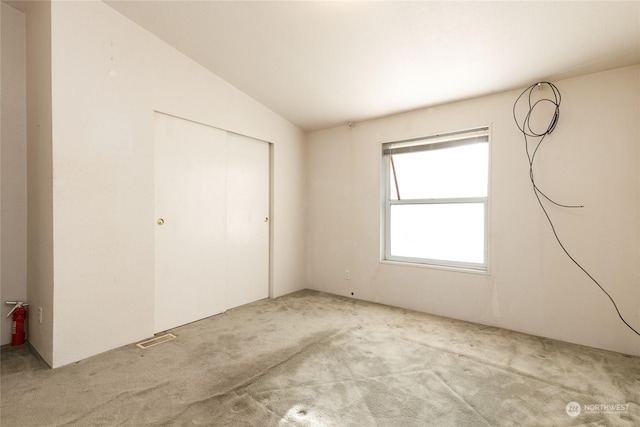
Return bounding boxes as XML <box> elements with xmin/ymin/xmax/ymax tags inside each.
<box><xmin>225</xmin><ymin>132</ymin><xmax>270</xmax><ymax>308</ymax></box>
<box><xmin>154</xmin><ymin>113</ymin><xmax>227</xmax><ymax>333</ymax></box>
<box><xmin>154</xmin><ymin>113</ymin><xmax>271</xmax><ymax>333</ymax></box>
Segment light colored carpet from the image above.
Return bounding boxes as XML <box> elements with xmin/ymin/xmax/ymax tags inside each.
<box><xmin>1</xmin><ymin>290</ymin><xmax>639</xmax><ymax>426</ymax></box>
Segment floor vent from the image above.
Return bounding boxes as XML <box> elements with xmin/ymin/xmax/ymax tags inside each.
<box><xmin>136</xmin><ymin>333</ymin><xmax>177</xmax><ymax>349</ymax></box>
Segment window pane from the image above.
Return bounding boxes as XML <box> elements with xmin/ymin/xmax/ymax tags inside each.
<box><xmin>390</xmin><ymin>143</ymin><xmax>488</xmax><ymax>200</ymax></box>
<box><xmin>390</xmin><ymin>203</ymin><xmax>485</xmax><ymax>264</ymax></box>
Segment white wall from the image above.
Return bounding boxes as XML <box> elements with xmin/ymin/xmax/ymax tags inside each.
<box><xmin>22</xmin><ymin>0</ymin><xmax>55</xmax><ymax>364</ymax></box>
<box><xmin>1</xmin><ymin>2</ymin><xmax>27</xmax><ymax>345</ymax></box>
<box><xmin>41</xmin><ymin>0</ymin><xmax>305</xmax><ymax>367</ymax></box>
<box><xmin>307</xmin><ymin>65</ymin><xmax>640</xmax><ymax>356</ymax></box>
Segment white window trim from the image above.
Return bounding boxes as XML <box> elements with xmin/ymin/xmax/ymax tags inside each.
<box><xmin>381</xmin><ymin>127</ymin><xmax>491</xmax><ymax>273</ymax></box>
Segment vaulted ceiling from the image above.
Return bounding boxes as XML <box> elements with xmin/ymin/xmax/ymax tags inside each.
<box><xmin>105</xmin><ymin>1</ymin><xmax>640</xmax><ymax>131</ymax></box>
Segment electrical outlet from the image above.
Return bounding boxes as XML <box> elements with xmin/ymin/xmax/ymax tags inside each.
<box><xmin>38</xmin><ymin>307</ymin><xmax>43</xmax><ymax>324</ymax></box>
<box><xmin>344</xmin><ymin>270</ymin><xmax>351</xmax><ymax>280</ymax></box>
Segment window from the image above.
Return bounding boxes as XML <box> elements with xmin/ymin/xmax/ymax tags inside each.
<box><xmin>382</xmin><ymin>127</ymin><xmax>489</xmax><ymax>271</ymax></box>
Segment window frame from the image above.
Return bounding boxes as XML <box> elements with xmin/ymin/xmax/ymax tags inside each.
<box><xmin>381</xmin><ymin>127</ymin><xmax>490</xmax><ymax>272</ymax></box>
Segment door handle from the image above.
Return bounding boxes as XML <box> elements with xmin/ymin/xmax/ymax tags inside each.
<box><xmin>264</xmin><ymin>217</ymin><xmax>269</xmax><ymax>222</ymax></box>
<box><xmin>157</xmin><ymin>218</ymin><xmax>165</xmax><ymax>225</ymax></box>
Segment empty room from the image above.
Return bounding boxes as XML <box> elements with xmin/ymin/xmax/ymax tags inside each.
<box><xmin>1</xmin><ymin>1</ymin><xmax>639</xmax><ymax>425</ymax></box>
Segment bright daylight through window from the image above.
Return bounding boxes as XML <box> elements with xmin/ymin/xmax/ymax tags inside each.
<box><xmin>382</xmin><ymin>127</ymin><xmax>489</xmax><ymax>271</ymax></box>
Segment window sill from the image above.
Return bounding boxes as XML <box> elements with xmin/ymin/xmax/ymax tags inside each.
<box><xmin>380</xmin><ymin>259</ymin><xmax>489</xmax><ymax>276</ymax></box>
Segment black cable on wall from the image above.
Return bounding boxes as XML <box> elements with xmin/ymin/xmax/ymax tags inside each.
<box><xmin>513</xmin><ymin>82</ymin><xmax>640</xmax><ymax>338</ymax></box>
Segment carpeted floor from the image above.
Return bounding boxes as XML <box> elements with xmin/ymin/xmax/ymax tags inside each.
<box><xmin>1</xmin><ymin>289</ymin><xmax>639</xmax><ymax>426</ymax></box>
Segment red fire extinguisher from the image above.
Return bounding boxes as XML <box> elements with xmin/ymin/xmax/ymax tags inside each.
<box><xmin>6</xmin><ymin>302</ymin><xmax>28</xmax><ymax>346</ymax></box>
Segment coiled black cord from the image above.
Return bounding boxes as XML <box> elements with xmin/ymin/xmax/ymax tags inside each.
<box><xmin>513</xmin><ymin>82</ymin><xmax>640</xmax><ymax>338</ymax></box>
